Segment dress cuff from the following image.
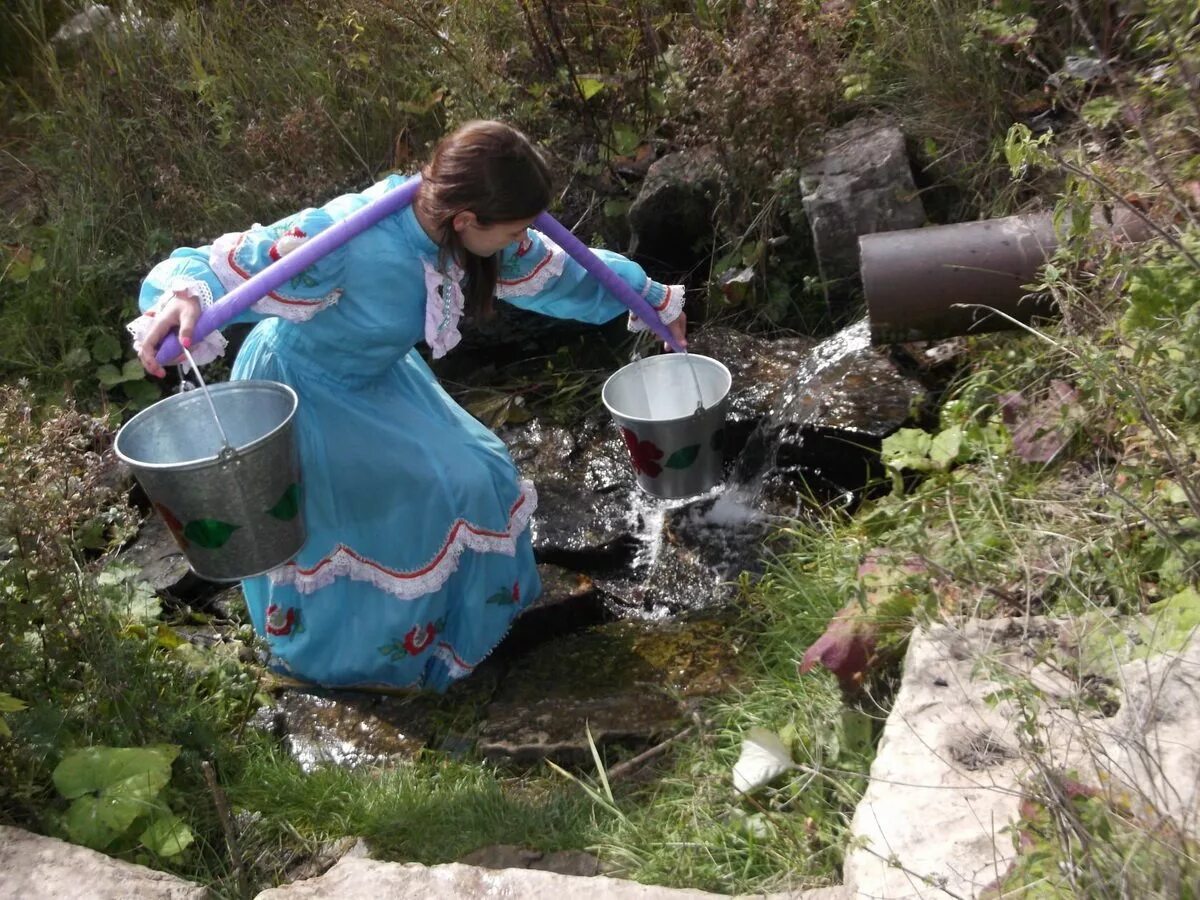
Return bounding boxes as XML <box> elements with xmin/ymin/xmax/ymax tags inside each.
<box><xmin>628</xmin><ymin>282</ymin><xmax>686</xmax><ymax>332</ymax></box>
<box><xmin>126</xmin><ymin>277</ymin><xmax>227</xmax><ymax>373</ymax></box>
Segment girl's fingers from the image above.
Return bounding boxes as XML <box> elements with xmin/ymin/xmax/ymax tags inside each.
<box><xmin>177</xmin><ymin>299</ymin><xmax>200</xmax><ymax>349</ymax></box>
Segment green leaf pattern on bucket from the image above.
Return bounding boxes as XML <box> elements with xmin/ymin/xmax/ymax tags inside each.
<box><xmin>621</xmin><ymin>426</ymin><xmax>704</xmax><ymax>477</ymax></box>
<box><xmin>665</xmin><ymin>444</ymin><xmax>700</xmax><ymax>470</ymax></box>
<box><xmin>182</xmin><ymin>518</ymin><xmax>240</xmax><ymax>550</ymax></box>
<box><xmin>267</xmin><ymin>483</ymin><xmax>301</xmax><ymax>521</ymax></box>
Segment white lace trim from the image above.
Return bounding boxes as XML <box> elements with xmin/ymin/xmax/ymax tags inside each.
<box><xmin>494</xmin><ymin>235</ymin><xmax>567</xmax><ymax>298</ymax></box>
<box><xmin>210</xmin><ymin>231</ymin><xmax>342</xmax><ymax>323</ymax></box>
<box><xmin>126</xmin><ymin>278</ymin><xmax>227</xmax><ymax>373</ymax></box>
<box><xmin>422</xmin><ymin>258</ymin><xmax>466</xmax><ymax>359</ymax></box>
<box><xmin>433</xmin><ymin>642</ymin><xmax>475</xmax><ymax>677</ymax></box>
<box><xmin>266</xmin><ymin>480</ymin><xmax>538</xmax><ymax>600</ymax></box>
<box><xmin>628</xmin><ymin>283</ymin><xmax>686</xmax><ymax>332</ymax></box>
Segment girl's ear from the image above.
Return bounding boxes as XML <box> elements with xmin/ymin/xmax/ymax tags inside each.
<box><xmin>451</xmin><ymin>211</ymin><xmax>477</xmax><ymax>233</ymax></box>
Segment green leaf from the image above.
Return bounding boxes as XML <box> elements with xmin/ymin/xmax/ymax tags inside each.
<box><xmin>122</xmin><ymin>380</ymin><xmax>161</xmax><ymax>409</ymax></box>
<box><xmin>182</xmin><ymin>518</ymin><xmax>240</xmax><ymax>549</ymax></box>
<box><xmin>121</xmin><ymin>358</ymin><xmax>145</xmax><ymax>382</ymax></box>
<box><xmin>1081</xmin><ymin>96</ymin><xmax>1122</xmax><ymax>128</ymax></box>
<box><xmin>610</xmin><ymin>123</ymin><xmax>641</xmax><ymax>156</ymax></box>
<box><xmin>63</xmin><ymin>347</ymin><xmax>92</xmax><ymax>369</ymax></box>
<box><xmin>53</xmin><ymin>745</ymin><xmax>179</xmax><ymax>800</ymax></box>
<box><xmin>929</xmin><ymin>426</ymin><xmax>964</xmax><ymax>471</ymax></box>
<box><xmin>267</xmin><ymin>483</ymin><xmax>301</xmax><ymax>521</ymax></box>
<box><xmin>90</xmin><ymin>333</ymin><xmax>123</xmax><ymax>363</ymax></box>
<box><xmin>664</xmin><ymin>444</ymin><xmax>701</xmax><ymax>469</ymax></box>
<box><xmin>96</xmin><ymin>364</ymin><xmax>124</xmax><ymax>387</ymax></box>
<box><xmin>576</xmin><ymin>76</ymin><xmax>605</xmax><ymax>100</ymax></box>
<box><xmin>64</xmin><ymin>794</ymin><xmax>126</xmax><ymax>849</ymax></box>
<box><xmin>881</xmin><ymin>428</ymin><xmax>934</xmax><ymax>472</ymax></box>
<box><xmin>0</xmin><ymin>693</ymin><xmax>27</xmax><ymax>715</ymax></box>
<box><xmin>140</xmin><ymin>814</ymin><xmax>194</xmax><ymax>857</ymax></box>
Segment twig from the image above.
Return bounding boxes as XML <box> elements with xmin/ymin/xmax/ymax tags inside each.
<box><xmin>202</xmin><ymin>760</ymin><xmax>249</xmax><ymax>899</ymax></box>
<box><xmin>607</xmin><ymin>725</ymin><xmax>694</xmax><ymax>782</ymax></box>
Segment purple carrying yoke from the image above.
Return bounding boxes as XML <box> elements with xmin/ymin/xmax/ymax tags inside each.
<box><xmin>156</xmin><ymin>176</ymin><xmax>682</xmax><ymax>364</ymax></box>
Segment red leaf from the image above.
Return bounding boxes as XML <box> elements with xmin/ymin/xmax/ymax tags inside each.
<box><xmin>799</xmin><ymin>610</ymin><xmax>876</xmax><ymax>693</ymax></box>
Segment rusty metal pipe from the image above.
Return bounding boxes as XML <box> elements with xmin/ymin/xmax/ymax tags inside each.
<box><xmin>860</xmin><ymin>212</ymin><xmax>1061</xmax><ymax>345</ymax></box>
<box><xmin>860</xmin><ymin>207</ymin><xmax>1153</xmax><ymax>344</ymax></box>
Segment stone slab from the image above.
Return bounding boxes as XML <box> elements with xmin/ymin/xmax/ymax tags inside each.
<box><xmin>0</xmin><ymin>825</ymin><xmax>209</xmax><ymax>899</ymax></box>
<box><xmin>254</xmin><ymin>856</ymin><xmax>847</xmax><ymax>899</ymax></box>
<box><xmin>844</xmin><ymin>618</ymin><xmax>1200</xmax><ymax>899</ymax></box>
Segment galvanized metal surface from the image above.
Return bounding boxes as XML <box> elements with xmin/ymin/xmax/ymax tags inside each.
<box><xmin>114</xmin><ymin>381</ymin><xmax>305</xmax><ymax>581</ymax></box>
<box><xmin>603</xmin><ymin>354</ymin><xmax>731</xmax><ymax>500</ymax></box>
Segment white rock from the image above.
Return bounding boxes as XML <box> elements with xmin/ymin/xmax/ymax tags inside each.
<box><xmin>253</xmin><ymin>856</ymin><xmax>847</xmax><ymax>899</ymax></box>
<box><xmin>0</xmin><ymin>825</ymin><xmax>209</xmax><ymax>899</ymax></box>
<box><xmin>844</xmin><ymin>618</ymin><xmax>1200</xmax><ymax>899</ymax></box>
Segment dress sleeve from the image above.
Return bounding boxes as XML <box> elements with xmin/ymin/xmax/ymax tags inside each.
<box><xmin>495</xmin><ymin>229</ymin><xmax>685</xmax><ymax>331</ymax></box>
<box><xmin>127</xmin><ymin>207</ymin><xmax>348</xmax><ymax>368</ymax></box>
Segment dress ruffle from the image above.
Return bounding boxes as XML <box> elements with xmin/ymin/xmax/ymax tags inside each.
<box><xmin>266</xmin><ymin>480</ymin><xmax>537</xmax><ymax>600</ymax></box>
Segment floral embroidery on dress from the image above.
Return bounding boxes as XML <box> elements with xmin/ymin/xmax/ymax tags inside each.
<box><xmin>265</xmin><ymin>604</ymin><xmax>302</xmax><ymax>637</ymax></box>
<box><xmin>380</xmin><ymin>617</ymin><xmax>446</xmax><ymax>659</ymax></box>
<box><xmin>486</xmin><ymin>580</ymin><xmax>522</xmax><ymax>605</ymax></box>
<box><xmin>422</xmin><ymin>258</ymin><xmax>466</xmax><ymax>358</ymax></box>
<box><xmin>210</xmin><ymin>231</ymin><xmax>342</xmax><ymax>322</ymax></box>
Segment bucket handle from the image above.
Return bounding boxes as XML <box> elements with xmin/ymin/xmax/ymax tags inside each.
<box><xmin>179</xmin><ymin>345</ymin><xmax>238</xmax><ymax>463</ymax></box>
<box><xmin>629</xmin><ymin>333</ymin><xmax>708</xmax><ymax>417</ymax></box>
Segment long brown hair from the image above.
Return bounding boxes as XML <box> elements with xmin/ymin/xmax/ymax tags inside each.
<box><xmin>416</xmin><ymin>121</ymin><xmax>552</xmax><ymax>317</ymax></box>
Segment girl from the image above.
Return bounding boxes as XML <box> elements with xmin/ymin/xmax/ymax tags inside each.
<box><xmin>129</xmin><ymin>120</ymin><xmax>687</xmax><ymax>691</ymax></box>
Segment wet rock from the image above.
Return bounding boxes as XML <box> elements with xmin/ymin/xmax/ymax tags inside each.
<box><xmin>260</xmin><ymin>690</ymin><xmax>428</xmax><ymax>772</ymax></box>
<box><xmin>119</xmin><ymin>515</ymin><xmax>210</xmax><ymax>600</ymax></box>
<box><xmin>478</xmin><ymin>619</ymin><xmax>738</xmax><ymax>767</ymax></box>
<box><xmin>800</xmin><ymin>117</ymin><xmax>926</xmax><ymax>307</ymax></box>
<box><xmin>0</xmin><ymin>824</ymin><xmax>209</xmax><ymax>899</ymax></box>
<box><xmin>686</xmin><ymin>328</ymin><xmax>817</xmax><ymax>460</ymax></box>
<box><xmin>628</xmin><ymin>147</ymin><xmax>725</xmax><ymax>276</ymax></box>
<box><xmin>495</xmin><ymin>565</ymin><xmax>613</xmax><ymax>660</ymax></box>
<box><xmin>736</xmin><ymin>320</ymin><xmax>928</xmax><ymax>511</ymax></box>
<box><xmin>458</xmin><ymin>844</ymin><xmax>602</xmax><ymax>877</ymax></box>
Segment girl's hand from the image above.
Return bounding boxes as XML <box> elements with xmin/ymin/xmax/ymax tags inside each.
<box><xmin>137</xmin><ymin>289</ymin><xmax>202</xmax><ymax>378</ymax></box>
<box><xmin>667</xmin><ymin>312</ymin><xmax>688</xmax><ymax>352</ymax></box>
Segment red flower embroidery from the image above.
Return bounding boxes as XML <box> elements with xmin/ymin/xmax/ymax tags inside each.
<box><xmin>404</xmin><ymin>622</ymin><xmax>437</xmax><ymax>655</ymax></box>
<box><xmin>511</xmin><ymin>580</ymin><xmax>521</xmax><ymax>604</ymax></box>
<box><xmin>620</xmin><ymin>426</ymin><xmax>664</xmax><ymax>478</ymax></box>
<box><xmin>268</xmin><ymin>226</ymin><xmax>307</xmax><ymax>261</ymax></box>
<box><xmin>265</xmin><ymin>604</ymin><xmax>297</xmax><ymax>636</ymax></box>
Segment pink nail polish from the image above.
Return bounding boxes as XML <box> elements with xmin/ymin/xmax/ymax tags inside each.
<box><xmin>180</xmin><ymin>337</ymin><xmax>192</xmax><ymax>349</ymax></box>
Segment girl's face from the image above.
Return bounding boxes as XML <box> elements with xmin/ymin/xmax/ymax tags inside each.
<box><xmin>452</xmin><ymin>212</ymin><xmax>538</xmax><ymax>257</ymax></box>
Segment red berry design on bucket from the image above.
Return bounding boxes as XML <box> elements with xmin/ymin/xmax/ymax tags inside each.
<box><xmin>620</xmin><ymin>427</ymin><xmax>664</xmax><ymax>478</ymax></box>
<box><xmin>154</xmin><ymin>502</ymin><xmax>188</xmax><ymax>550</ymax></box>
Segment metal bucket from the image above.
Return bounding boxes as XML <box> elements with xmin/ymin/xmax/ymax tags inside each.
<box><xmin>602</xmin><ymin>354</ymin><xmax>732</xmax><ymax>499</ymax></box>
<box><xmin>114</xmin><ymin>380</ymin><xmax>305</xmax><ymax>581</ymax></box>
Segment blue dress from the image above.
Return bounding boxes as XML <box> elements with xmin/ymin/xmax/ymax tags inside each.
<box><xmin>131</xmin><ymin>175</ymin><xmax>685</xmax><ymax>691</ymax></box>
